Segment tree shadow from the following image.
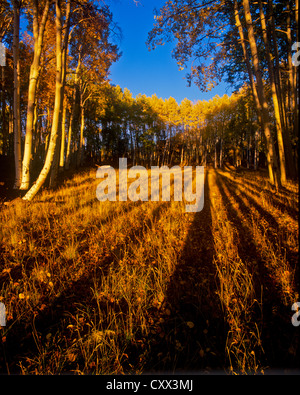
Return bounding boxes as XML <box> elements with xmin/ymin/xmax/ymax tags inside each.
<box><xmin>0</xmin><ymin>201</ymin><xmax>170</xmax><ymax>373</ymax></box>
<box><xmin>223</xmin><ymin>168</ymin><xmax>298</xmax><ymax>218</ymax></box>
<box><xmin>225</xmin><ymin>175</ymin><xmax>297</xmax><ymax>268</ymax></box>
<box><xmin>217</xmin><ymin>171</ymin><xmax>298</xmax><ymax>282</ymax></box>
<box><xmin>143</xmin><ymin>170</ymin><xmax>226</xmax><ymax>373</ymax></box>
<box><xmin>214</xmin><ymin>170</ymin><xmax>299</xmax><ymax>371</ymax></box>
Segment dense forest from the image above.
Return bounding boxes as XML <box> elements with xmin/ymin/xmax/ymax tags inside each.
<box><xmin>0</xmin><ymin>0</ymin><xmax>299</xmax><ymax>376</ymax></box>
<box><xmin>0</xmin><ymin>0</ymin><xmax>298</xmax><ymax>196</ymax></box>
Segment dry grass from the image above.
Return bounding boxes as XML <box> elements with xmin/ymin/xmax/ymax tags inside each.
<box><xmin>0</xmin><ymin>166</ymin><xmax>298</xmax><ymax>374</ymax></box>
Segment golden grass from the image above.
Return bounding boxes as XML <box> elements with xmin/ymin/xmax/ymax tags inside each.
<box><xmin>0</xmin><ymin>167</ymin><xmax>298</xmax><ymax>374</ymax></box>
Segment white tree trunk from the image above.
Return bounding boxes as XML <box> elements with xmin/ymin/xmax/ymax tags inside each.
<box><xmin>59</xmin><ymin>100</ymin><xmax>67</xmax><ymax>168</ymax></box>
<box><xmin>242</xmin><ymin>0</ymin><xmax>281</xmax><ymax>187</ymax></box>
<box><xmin>23</xmin><ymin>0</ymin><xmax>63</xmax><ymax>201</ymax></box>
<box><xmin>20</xmin><ymin>0</ymin><xmax>50</xmax><ymax>190</ymax></box>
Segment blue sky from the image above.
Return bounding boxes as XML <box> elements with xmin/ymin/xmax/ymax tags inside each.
<box><xmin>108</xmin><ymin>0</ymin><xmax>234</xmax><ymax>104</ymax></box>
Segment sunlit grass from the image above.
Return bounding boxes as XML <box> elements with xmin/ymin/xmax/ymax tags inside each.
<box><xmin>0</xmin><ymin>167</ymin><xmax>298</xmax><ymax>374</ymax></box>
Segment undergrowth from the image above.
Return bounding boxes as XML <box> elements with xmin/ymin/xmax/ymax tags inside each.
<box><xmin>0</xmin><ymin>167</ymin><xmax>298</xmax><ymax>374</ymax></box>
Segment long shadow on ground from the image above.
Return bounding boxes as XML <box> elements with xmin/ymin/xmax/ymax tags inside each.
<box><xmin>214</xmin><ymin>170</ymin><xmax>299</xmax><ymax>371</ymax></box>
<box><xmin>144</xmin><ymin>170</ymin><xmax>226</xmax><ymax>373</ymax></box>
<box><xmin>222</xmin><ymin>167</ymin><xmax>298</xmax><ymax>219</ymax></box>
<box><xmin>0</xmin><ymin>202</ymin><xmax>169</xmax><ymax>374</ymax></box>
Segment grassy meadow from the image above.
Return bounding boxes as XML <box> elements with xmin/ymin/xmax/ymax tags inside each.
<box><xmin>0</xmin><ymin>166</ymin><xmax>299</xmax><ymax>374</ymax></box>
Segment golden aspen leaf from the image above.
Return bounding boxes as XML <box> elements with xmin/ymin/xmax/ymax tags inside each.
<box><xmin>186</xmin><ymin>321</ymin><xmax>195</xmax><ymax>328</ymax></box>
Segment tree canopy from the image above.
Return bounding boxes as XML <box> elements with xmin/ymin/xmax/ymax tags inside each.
<box><xmin>0</xmin><ymin>0</ymin><xmax>298</xmax><ymax>200</ymax></box>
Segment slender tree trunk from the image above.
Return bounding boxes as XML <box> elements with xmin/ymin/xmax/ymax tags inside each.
<box><xmin>258</xmin><ymin>0</ymin><xmax>287</xmax><ymax>183</ymax></box>
<box><xmin>295</xmin><ymin>0</ymin><xmax>299</xmax><ymax>164</ymax></box>
<box><xmin>162</xmin><ymin>138</ymin><xmax>168</xmax><ymax>165</ymax></box>
<box><xmin>130</xmin><ymin>128</ymin><xmax>136</xmax><ymax>165</ymax></box>
<box><xmin>49</xmin><ymin>0</ymin><xmax>70</xmax><ymax>187</ymax></box>
<box><xmin>286</xmin><ymin>2</ymin><xmax>295</xmax><ymax>129</ymax></box>
<box><xmin>8</xmin><ymin>108</ymin><xmax>13</xmax><ymax>156</ymax></box>
<box><xmin>65</xmin><ymin>109</ymin><xmax>73</xmax><ymax>169</ymax></box>
<box><xmin>267</xmin><ymin>0</ymin><xmax>287</xmax><ymax>129</ymax></box>
<box><xmin>196</xmin><ymin>144</ymin><xmax>199</xmax><ymax>165</ymax></box>
<box><xmin>77</xmin><ymin>98</ymin><xmax>85</xmax><ymax>167</ymax></box>
<box><xmin>267</xmin><ymin>0</ymin><xmax>296</xmax><ymax>180</ymax></box>
<box><xmin>167</xmin><ymin>124</ymin><xmax>172</xmax><ymax>165</ymax></box>
<box><xmin>59</xmin><ymin>99</ymin><xmax>66</xmax><ymax>169</ymax></box>
<box><xmin>234</xmin><ymin>0</ymin><xmax>268</xmax><ymax>176</ymax></box>
<box><xmin>285</xmin><ymin>1</ymin><xmax>297</xmax><ymax>179</ymax></box>
<box><xmin>180</xmin><ymin>144</ymin><xmax>184</xmax><ymax>165</ymax></box>
<box><xmin>254</xmin><ymin>131</ymin><xmax>258</xmax><ymax>170</ymax></box>
<box><xmin>234</xmin><ymin>0</ymin><xmax>262</xmax><ymax>126</ymax></box>
<box><xmin>49</xmin><ymin>121</ymin><xmax>61</xmax><ymax>187</ymax></box>
<box><xmin>65</xmin><ymin>53</ymin><xmax>81</xmax><ymax>169</ymax></box>
<box><xmin>12</xmin><ymin>0</ymin><xmax>22</xmax><ymax>189</ymax></box>
<box><xmin>1</xmin><ymin>64</ymin><xmax>8</xmax><ymax>154</ymax></box>
<box><xmin>33</xmin><ymin>101</ymin><xmax>40</xmax><ymax>155</ymax></box>
<box><xmin>20</xmin><ymin>0</ymin><xmax>50</xmax><ymax>190</ymax></box>
<box><xmin>214</xmin><ymin>137</ymin><xmax>217</xmax><ymax>169</ymax></box>
<box><xmin>219</xmin><ymin>138</ymin><xmax>223</xmax><ymax>168</ymax></box>
<box><xmin>242</xmin><ymin>0</ymin><xmax>280</xmax><ymax>187</ymax></box>
<box><xmin>44</xmin><ymin>104</ymin><xmax>51</xmax><ymax>154</ymax></box>
<box><xmin>247</xmin><ymin>135</ymin><xmax>250</xmax><ymax>169</ymax></box>
<box><xmin>23</xmin><ymin>0</ymin><xmax>65</xmax><ymax>201</ymax></box>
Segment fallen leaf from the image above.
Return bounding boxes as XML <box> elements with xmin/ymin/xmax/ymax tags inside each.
<box><xmin>186</xmin><ymin>321</ymin><xmax>195</xmax><ymax>328</ymax></box>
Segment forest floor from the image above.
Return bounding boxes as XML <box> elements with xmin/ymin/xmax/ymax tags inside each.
<box><xmin>0</xmin><ymin>165</ymin><xmax>299</xmax><ymax>374</ymax></box>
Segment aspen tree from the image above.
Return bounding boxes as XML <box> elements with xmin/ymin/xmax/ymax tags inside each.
<box><xmin>20</xmin><ymin>0</ymin><xmax>50</xmax><ymax>190</ymax></box>
<box><xmin>258</xmin><ymin>0</ymin><xmax>286</xmax><ymax>183</ymax></box>
<box><xmin>49</xmin><ymin>0</ymin><xmax>71</xmax><ymax>187</ymax></box>
<box><xmin>242</xmin><ymin>0</ymin><xmax>281</xmax><ymax>187</ymax></box>
<box><xmin>23</xmin><ymin>0</ymin><xmax>69</xmax><ymax>201</ymax></box>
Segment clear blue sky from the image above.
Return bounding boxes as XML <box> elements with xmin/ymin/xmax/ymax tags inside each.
<box><xmin>108</xmin><ymin>0</ymin><xmax>234</xmax><ymax>104</ymax></box>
